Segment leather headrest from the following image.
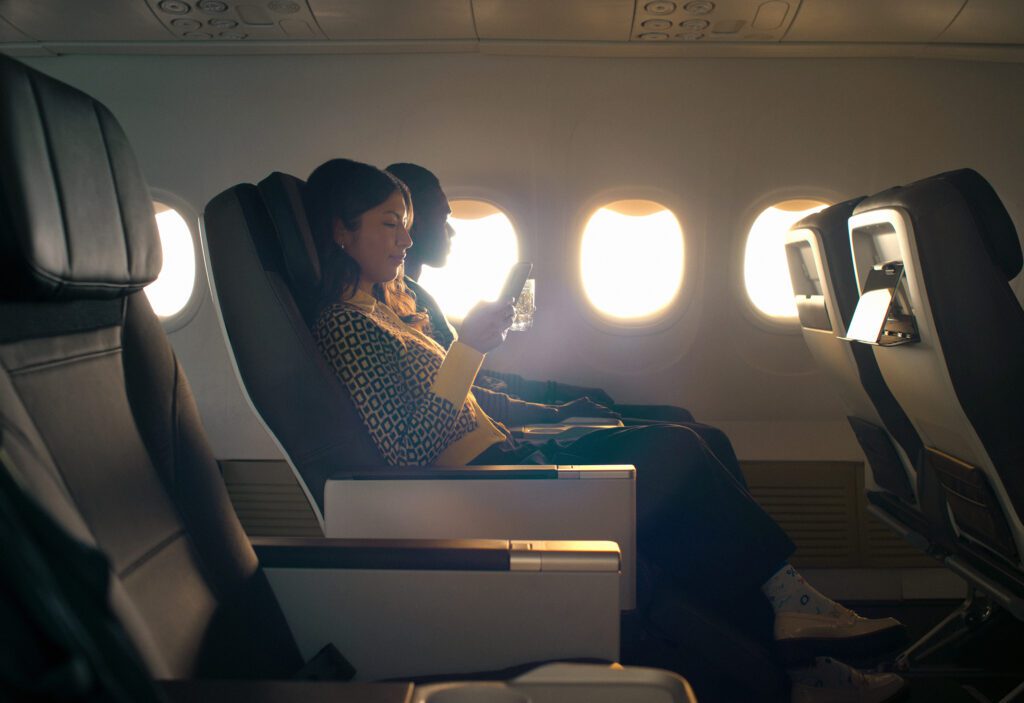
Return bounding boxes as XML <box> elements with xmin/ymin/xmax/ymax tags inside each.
<box><xmin>0</xmin><ymin>56</ymin><xmax>161</xmax><ymax>300</ymax></box>
<box><xmin>855</xmin><ymin>169</ymin><xmax>1021</xmax><ymax>280</ymax></box>
<box><xmin>257</xmin><ymin>172</ymin><xmax>321</xmax><ymax>319</ymax></box>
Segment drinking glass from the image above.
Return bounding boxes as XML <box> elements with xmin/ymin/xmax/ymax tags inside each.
<box><xmin>510</xmin><ymin>278</ymin><xmax>535</xmax><ymax>332</ymax></box>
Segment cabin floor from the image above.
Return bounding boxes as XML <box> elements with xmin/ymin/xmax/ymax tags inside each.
<box><xmin>849</xmin><ymin>600</ymin><xmax>1024</xmax><ymax>702</ymax></box>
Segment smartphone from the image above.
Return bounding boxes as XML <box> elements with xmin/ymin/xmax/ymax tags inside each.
<box><xmin>499</xmin><ymin>261</ymin><xmax>533</xmax><ymax>302</ymax></box>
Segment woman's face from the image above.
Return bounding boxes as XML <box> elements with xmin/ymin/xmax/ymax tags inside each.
<box><xmin>335</xmin><ymin>190</ymin><xmax>413</xmax><ymax>291</ymax></box>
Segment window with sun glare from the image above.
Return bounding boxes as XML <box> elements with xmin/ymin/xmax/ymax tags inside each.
<box><xmin>417</xmin><ymin>200</ymin><xmax>519</xmax><ymax>321</ymax></box>
<box><xmin>144</xmin><ymin>204</ymin><xmax>196</xmax><ymax>320</ymax></box>
<box><xmin>744</xmin><ymin>200</ymin><xmax>830</xmax><ymax>320</ymax></box>
<box><xmin>580</xmin><ymin>200</ymin><xmax>684</xmax><ymax>321</ymax></box>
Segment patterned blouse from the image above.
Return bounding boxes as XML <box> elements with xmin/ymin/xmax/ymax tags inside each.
<box><xmin>313</xmin><ymin>291</ymin><xmax>505</xmax><ymax>466</ymax></box>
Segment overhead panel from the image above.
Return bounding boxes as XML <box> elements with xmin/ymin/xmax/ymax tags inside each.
<box><xmin>473</xmin><ymin>0</ymin><xmax>635</xmax><ymax>41</ymax></box>
<box><xmin>631</xmin><ymin>1</ymin><xmax>803</xmax><ymax>43</ymax></box>
<box><xmin>0</xmin><ymin>0</ymin><xmax>173</xmax><ymax>41</ymax></box>
<box><xmin>146</xmin><ymin>0</ymin><xmax>325</xmax><ymax>41</ymax></box>
<box><xmin>939</xmin><ymin>0</ymin><xmax>1024</xmax><ymax>44</ymax></box>
<box><xmin>784</xmin><ymin>0</ymin><xmax>967</xmax><ymax>43</ymax></box>
<box><xmin>311</xmin><ymin>0</ymin><xmax>474</xmax><ymax>40</ymax></box>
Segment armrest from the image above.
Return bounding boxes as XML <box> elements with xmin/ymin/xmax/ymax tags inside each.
<box><xmin>324</xmin><ymin>464</ymin><xmax>637</xmax><ymax>610</ymax></box>
<box><xmin>260</xmin><ymin>538</ymin><xmax>621</xmax><ymax>680</ymax></box>
<box><xmin>413</xmin><ymin>663</ymin><xmax>696</xmax><ymax>703</ymax></box>
<box><xmin>252</xmin><ymin>536</ymin><xmax>621</xmax><ymax>573</ymax></box>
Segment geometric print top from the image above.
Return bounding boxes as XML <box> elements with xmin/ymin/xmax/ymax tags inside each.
<box><xmin>313</xmin><ymin>290</ymin><xmax>505</xmax><ymax>466</ymax></box>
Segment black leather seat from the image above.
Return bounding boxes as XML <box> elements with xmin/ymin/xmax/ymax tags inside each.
<box><xmin>0</xmin><ymin>53</ymin><xmax>303</xmax><ymax>680</ymax></box>
<box><xmin>204</xmin><ymin>176</ymin><xmax>384</xmax><ymax>515</ymax></box>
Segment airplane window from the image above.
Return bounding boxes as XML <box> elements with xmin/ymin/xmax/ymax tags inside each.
<box><xmin>417</xmin><ymin>199</ymin><xmax>519</xmax><ymax>321</ymax></box>
<box><xmin>144</xmin><ymin>202</ymin><xmax>197</xmax><ymax>320</ymax></box>
<box><xmin>744</xmin><ymin>199</ymin><xmax>830</xmax><ymax>320</ymax></box>
<box><xmin>580</xmin><ymin>200</ymin><xmax>684</xmax><ymax>321</ymax></box>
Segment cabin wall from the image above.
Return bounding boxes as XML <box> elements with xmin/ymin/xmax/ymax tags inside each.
<box><xmin>27</xmin><ymin>53</ymin><xmax>1024</xmax><ymax>462</ymax></box>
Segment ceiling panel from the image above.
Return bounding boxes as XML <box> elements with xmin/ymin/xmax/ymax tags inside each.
<box><xmin>785</xmin><ymin>0</ymin><xmax>966</xmax><ymax>43</ymax></box>
<box><xmin>939</xmin><ymin>0</ymin><xmax>1024</xmax><ymax>44</ymax></box>
<box><xmin>145</xmin><ymin>0</ymin><xmax>325</xmax><ymax>41</ymax></box>
<box><xmin>311</xmin><ymin>0</ymin><xmax>475</xmax><ymax>40</ymax></box>
<box><xmin>0</xmin><ymin>0</ymin><xmax>173</xmax><ymax>41</ymax></box>
<box><xmin>473</xmin><ymin>0</ymin><xmax>635</xmax><ymax>41</ymax></box>
<box><xmin>631</xmin><ymin>0</ymin><xmax>803</xmax><ymax>44</ymax></box>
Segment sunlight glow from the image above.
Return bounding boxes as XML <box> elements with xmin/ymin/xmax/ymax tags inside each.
<box><xmin>144</xmin><ymin>206</ymin><xmax>196</xmax><ymax>319</ymax></box>
<box><xmin>580</xmin><ymin>203</ymin><xmax>684</xmax><ymax>321</ymax></box>
<box><xmin>417</xmin><ymin>202</ymin><xmax>519</xmax><ymax>321</ymax></box>
<box><xmin>744</xmin><ymin>201</ymin><xmax>829</xmax><ymax>319</ymax></box>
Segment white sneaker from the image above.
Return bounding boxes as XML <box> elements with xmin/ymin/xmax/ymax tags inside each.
<box><xmin>775</xmin><ymin>605</ymin><xmax>906</xmax><ymax>663</ymax></box>
<box><xmin>790</xmin><ymin>657</ymin><xmax>906</xmax><ymax>703</ymax></box>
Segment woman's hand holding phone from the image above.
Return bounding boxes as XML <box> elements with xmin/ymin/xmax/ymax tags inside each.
<box><xmin>460</xmin><ymin>299</ymin><xmax>516</xmax><ymax>354</ymax></box>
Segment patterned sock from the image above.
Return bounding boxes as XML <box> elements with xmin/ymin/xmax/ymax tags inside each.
<box><xmin>761</xmin><ymin>562</ymin><xmax>839</xmax><ymax>616</ymax></box>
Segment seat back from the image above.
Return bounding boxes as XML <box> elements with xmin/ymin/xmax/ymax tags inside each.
<box><xmin>203</xmin><ymin>175</ymin><xmax>384</xmax><ymax>516</ymax></box>
<box><xmin>786</xmin><ymin>199</ymin><xmax>916</xmax><ymax>498</ymax></box>
<box><xmin>849</xmin><ymin>169</ymin><xmax>1024</xmax><ymax>569</ymax></box>
<box><xmin>786</xmin><ymin>200</ymin><xmax>957</xmax><ymax>551</ymax></box>
<box><xmin>0</xmin><ymin>55</ymin><xmax>301</xmax><ymax>679</ymax></box>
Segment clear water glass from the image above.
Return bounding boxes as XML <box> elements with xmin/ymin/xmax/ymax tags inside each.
<box><xmin>510</xmin><ymin>278</ymin><xmax>535</xmax><ymax>332</ymax></box>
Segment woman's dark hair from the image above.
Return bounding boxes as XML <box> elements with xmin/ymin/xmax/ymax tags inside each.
<box><xmin>306</xmin><ymin>158</ymin><xmax>426</xmax><ymax>328</ymax></box>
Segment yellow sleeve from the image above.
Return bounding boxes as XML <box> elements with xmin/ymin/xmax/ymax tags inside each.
<box><xmin>431</xmin><ymin>341</ymin><xmax>485</xmax><ymax>406</ymax></box>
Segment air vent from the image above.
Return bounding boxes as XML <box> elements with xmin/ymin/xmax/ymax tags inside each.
<box><xmin>222</xmin><ymin>460</ymin><xmax>321</xmax><ymax>537</ymax></box>
<box><xmin>631</xmin><ymin>0</ymin><xmax>798</xmax><ymax>42</ymax></box>
<box><xmin>145</xmin><ymin>0</ymin><xmax>325</xmax><ymax>40</ymax></box>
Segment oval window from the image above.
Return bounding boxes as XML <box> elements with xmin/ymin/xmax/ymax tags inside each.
<box><xmin>744</xmin><ymin>199</ymin><xmax>830</xmax><ymax>320</ymax></box>
<box><xmin>580</xmin><ymin>199</ymin><xmax>684</xmax><ymax>321</ymax></box>
<box><xmin>417</xmin><ymin>200</ymin><xmax>519</xmax><ymax>321</ymax></box>
<box><xmin>144</xmin><ymin>203</ymin><xmax>197</xmax><ymax>320</ymax></box>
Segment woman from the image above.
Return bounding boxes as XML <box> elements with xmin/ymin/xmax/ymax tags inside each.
<box><xmin>305</xmin><ymin>158</ymin><xmax>906</xmax><ymax>702</ymax></box>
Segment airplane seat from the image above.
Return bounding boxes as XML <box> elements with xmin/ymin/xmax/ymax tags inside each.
<box><xmin>257</xmin><ymin>171</ymin><xmax>322</xmax><ymax>324</ymax></box>
<box><xmin>0</xmin><ymin>53</ymin><xmax>304</xmax><ymax>679</ymax></box>
<box><xmin>848</xmin><ymin>169</ymin><xmax>1024</xmax><ymax>613</ymax></box>
<box><xmin>210</xmin><ymin>171</ymin><xmax>644</xmax><ymax>601</ymax></box>
<box><xmin>203</xmin><ymin>177</ymin><xmax>385</xmax><ymax>512</ymax></box>
<box><xmin>785</xmin><ymin>200</ymin><xmax>952</xmax><ymax>551</ymax></box>
<box><xmin>212</xmin><ymin>172</ymin><xmax>789</xmax><ymax>699</ymax></box>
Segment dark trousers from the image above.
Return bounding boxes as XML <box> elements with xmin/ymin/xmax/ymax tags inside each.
<box><xmin>473</xmin><ymin>423</ymin><xmax>794</xmax><ymax>606</ymax></box>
